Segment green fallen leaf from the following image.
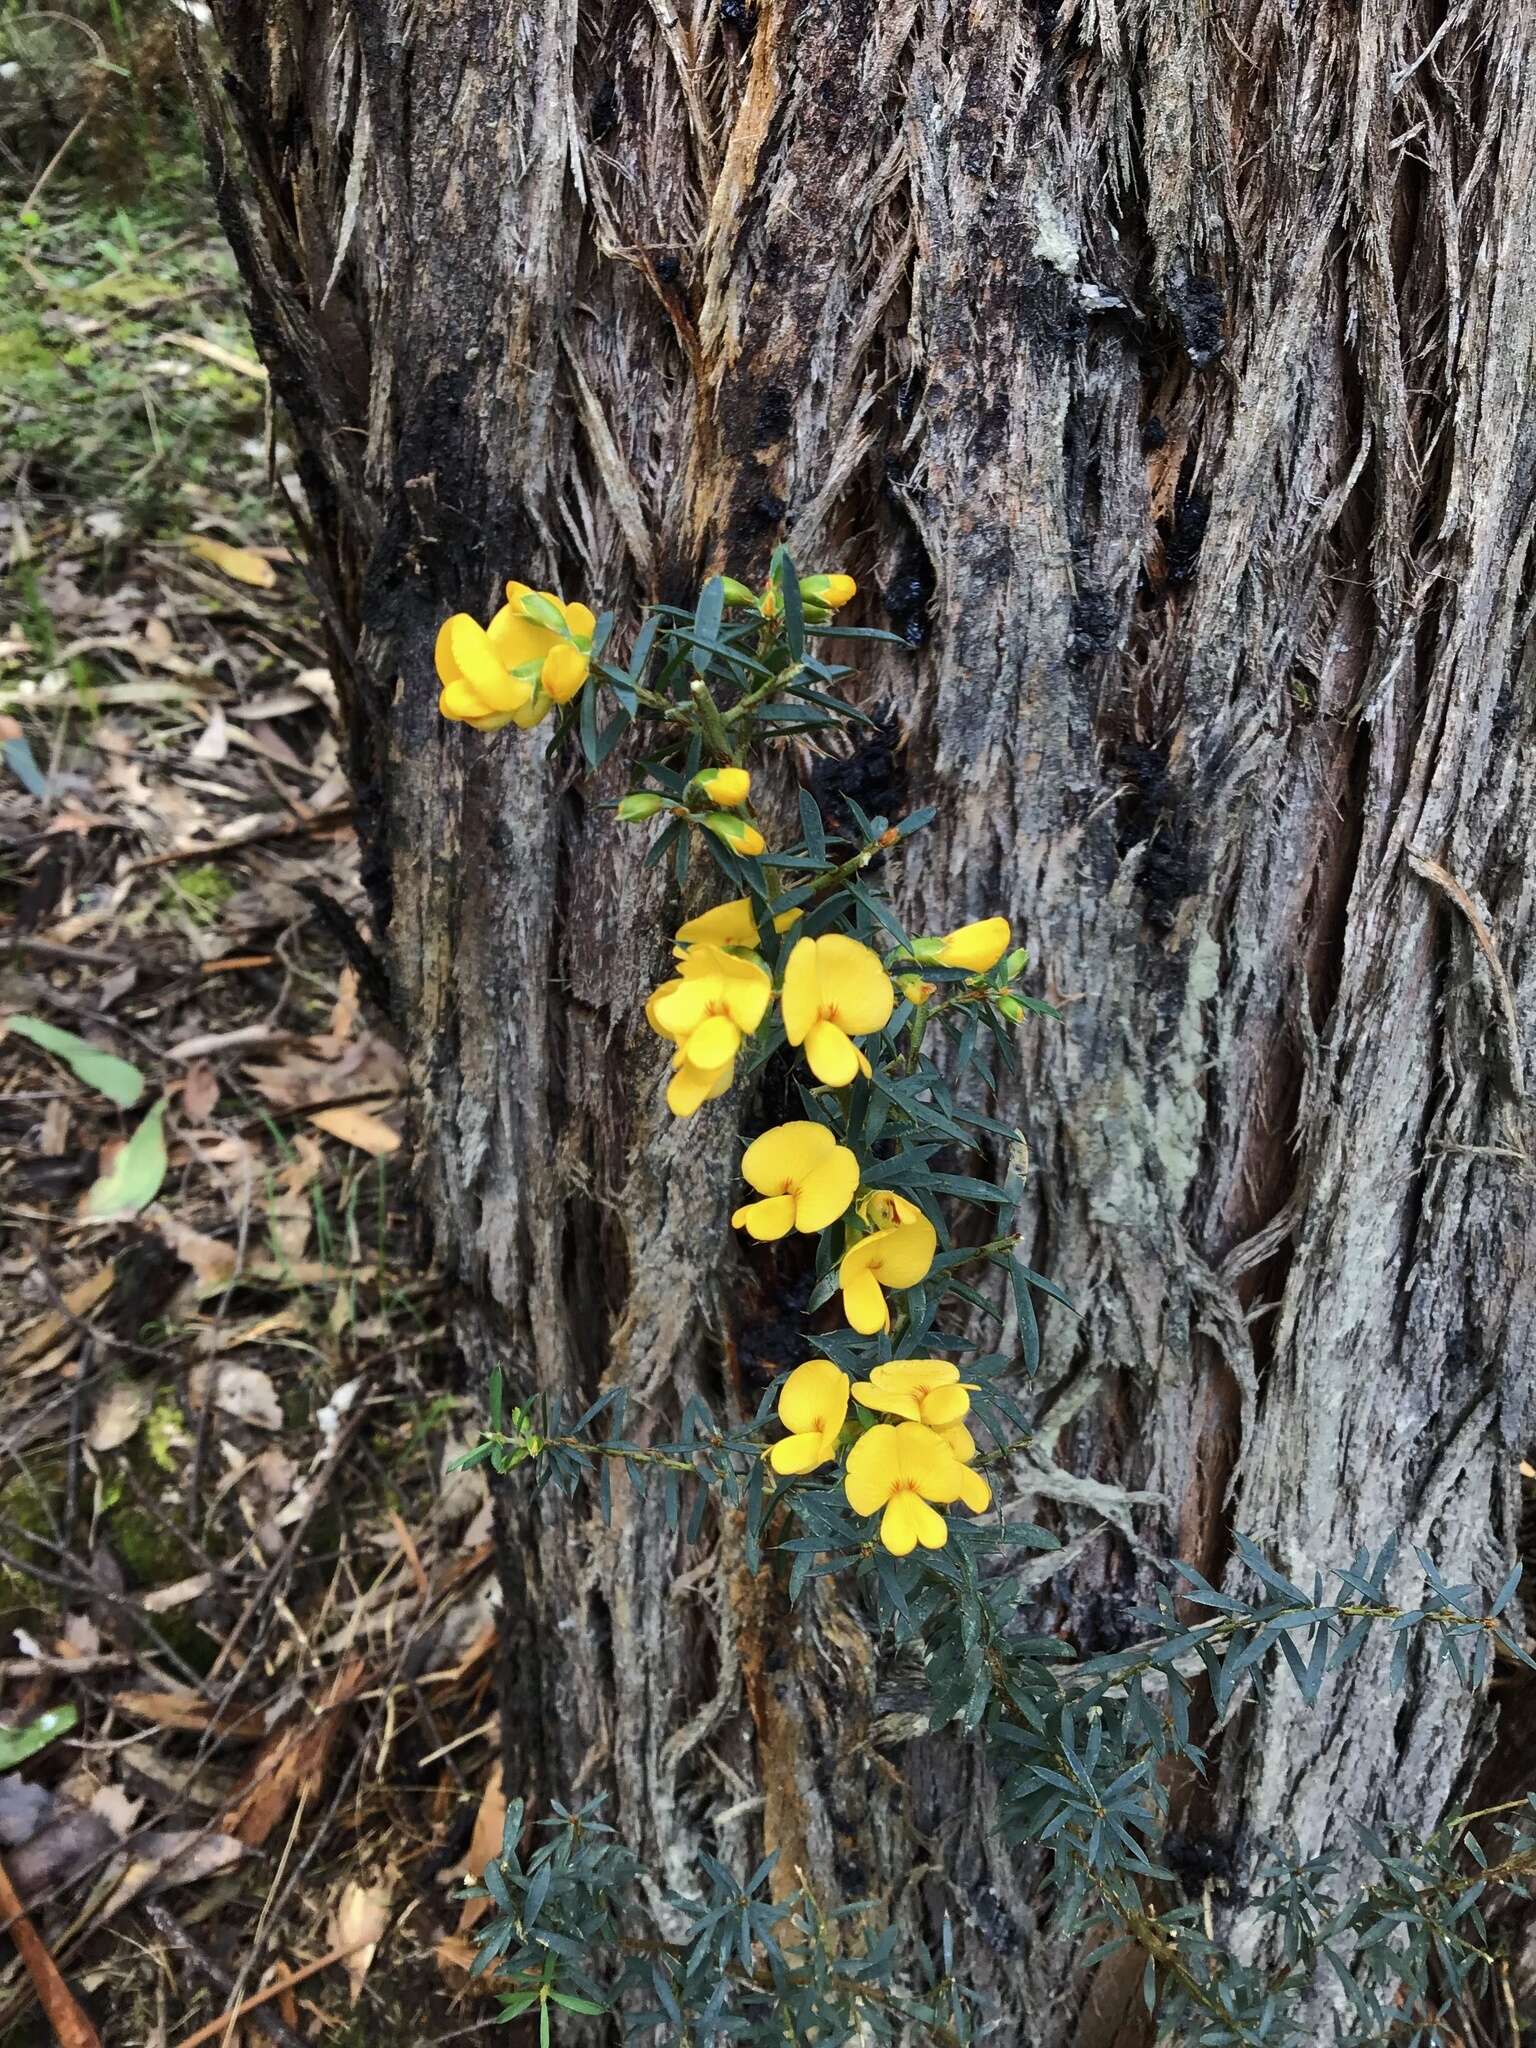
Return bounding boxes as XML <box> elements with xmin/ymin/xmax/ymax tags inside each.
<box><xmin>0</xmin><ymin>1703</ymin><xmax>78</xmax><ymax>1772</ymax></box>
<box><xmin>85</xmin><ymin>1098</ymin><xmax>169</xmax><ymax>1218</ymax></box>
<box><xmin>6</xmin><ymin>1014</ymin><xmax>144</xmax><ymax>1108</ymax></box>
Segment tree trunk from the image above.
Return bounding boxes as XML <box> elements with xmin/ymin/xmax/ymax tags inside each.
<box><xmin>190</xmin><ymin>0</ymin><xmax>1536</xmax><ymax>2034</ymax></box>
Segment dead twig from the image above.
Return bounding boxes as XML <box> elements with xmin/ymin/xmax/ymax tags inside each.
<box><xmin>143</xmin><ymin>1904</ymin><xmax>305</xmax><ymax>2048</ymax></box>
<box><xmin>168</xmin><ymin>1939</ymin><xmax>371</xmax><ymax>2048</ymax></box>
<box><xmin>0</xmin><ymin>1851</ymin><xmax>102</xmax><ymax>2048</ymax></box>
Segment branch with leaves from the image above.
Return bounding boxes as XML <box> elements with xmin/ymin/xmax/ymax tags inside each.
<box><xmin>438</xmin><ymin>555</ymin><xmax>1532</xmax><ymax>2042</ymax></box>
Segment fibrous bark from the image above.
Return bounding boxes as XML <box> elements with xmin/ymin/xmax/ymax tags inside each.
<box><xmin>190</xmin><ymin>1</ymin><xmax>1536</xmax><ymax>2035</ymax></box>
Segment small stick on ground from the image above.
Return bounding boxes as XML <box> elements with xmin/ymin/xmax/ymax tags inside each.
<box><xmin>0</xmin><ymin>1851</ymin><xmax>102</xmax><ymax>2048</ymax></box>
<box><xmin>143</xmin><ymin>1904</ymin><xmax>306</xmax><ymax>2048</ymax></box>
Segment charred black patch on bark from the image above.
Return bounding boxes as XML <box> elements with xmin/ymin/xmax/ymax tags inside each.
<box><xmin>753</xmin><ymin>383</ymin><xmax>793</xmax><ymax>447</ymax></box>
<box><xmin>809</xmin><ymin>714</ymin><xmax>907</xmax><ymax>839</ymax></box>
<box><xmin>1114</xmin><ymin>739</ymin><xmax>1207</xmax><ymax>932</ymax></box>
<box><xmin>1165</xmin><ymin>264</ymin><xmax>1226</xmax><ymax>365</ymax></box>
<box><xmin>1069</xmin><ymin>587</ymin><xmax>1120</xmax><ymax>665</ymax></box>
<box><xmin>1162</xmin><ymin>1831</ymin><xmax>1243</xmax><ymax>1903</ymax></box>
<box><xmin>1141</xmin><ymin>413</ymin><xmax>1168</xmax><ymax>453</ymax></box>
<box><xmin>1161</xmin><ymin>474</ymin><xmax>1211</xmax><ymax>587</ymax></box>
<box><xmin>719</xmin><ymin>0</ymin><xmax>756</xmax><ymax>35</ymax></box>
<box><xmin>588</xmin><ymin>79</ymin><xmax>620</xmax><ymax>140</ymax></box>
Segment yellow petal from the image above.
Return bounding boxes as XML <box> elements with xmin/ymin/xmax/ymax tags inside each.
<box><xmin>718</xmin><ymin>960</ymin><xmax>773</xmax><ymax>1035</ymax></box>
<box><xmin>844</xmin><ymin>1424</ymin><xmax>900</xmax><ymax>1515</ymax></box>
<box><xmin>649</xmin><ymin>980</ymin><xmax>712</xmax><ymax>1042</ymax></box>
<box><xmin>939</xmin><ymin>1420</ymin><xmax>978</xmax><ymax>1463</ymax></box>
<box><xmin>919</xmin><ymin>1384</ymin><xmax>971</xmax><ymax>1428</ymax></box>
<box><xmin>740</xmin><ymin>1120</ymin><xmax>836</xmax><ymax>1197</ymax></box>
<box><xmin>862</xmin><ymin>1189</ymin><xmax>922</xmax><ymax>1230</ymax></box>
<box><xmin>937</xmin><ymin>917</ymin><xmax>1012</xmax><ymax>972</ymax></box>
<box><xmin>793</xmin><ymin>1145</ymin><xmax>859</xmax><ymax>1231</ymax></box>
<box><xmin>562</xmin><ymin>600</ymin><xmax>598</xmax><ymax>643</ymax></box>
<box><xmin>816</xmin><ymin>933</ymin><xmax>894</xmax><ymax>1035</ymax></box>
<box><xmin>955</xmin><ymin>1465</ymin><xmax>991</xmax><ymax>1513</ymax></box>
<box><xmin>486</xmin><ymin>604</ymin><xmax>555</xmax><ymax>672</ymax></box>
<box><xmin>666</xmin><ymin>1056</ymin><xmax>733</xmax><ymax>1117</ymax></box>
<box><xmin>676</xmin><ymin>898</ymin><xmax>760</xmax><ymax>949</ymax></box>
<box><xmin>731</xmin><ymin>1194</ymin><xmax>797</xmax><ymax>1241</ymax></box>
<box><xmin>510</xmin><ymin>689</ymin><xmax>554</xmax><ymax>727</ymax></box>
<box><xmin>851</xmin><ymin>1379</ymin><xmax>922</xmax><ymax>1421</ymax></box>
<box><xmin>684</xmin><ymin>1013</ymin><xmax>743</xmax><ymax>1070</ymax></box>
<box><xmin>780</xmin><ymin>936</ymin><xmax>819</xmax><ymax>1047</ymax></box>
<box><xmin>895</xmin><ymin>1421</ymin><xmax>965</xmax><ymax>1501</ymax></box>
<box><xmin>541</xmin><ymin>641</ymin><xmax>590</xmax><ymax>703</ymax></box>
<box><xmin>698</xmin><ymin>766</ymin><xmax>751</xmax><ymax>807</ymax></box>
<box><xmin>867</xmin><ymin>1359</ymin><xmax>960</xmax><ymax>1396</ymax></box>
<box><xmin>841</xmin><ymin>1263</ymin><xmax>889</xmax><ymax>1335</ymax></box>
<box><xmin>876</xmin><ymin>1217</ymin><xmax>938</xmax><ymax>1289</ymax></box>
<box><xmin>804</xmin><ymin>1017</ymin><xmax>860</xmax><ymax>1086</ymax></box>
<box><xmin>778</xmin><ymin>1359</ymin><xmax>850</xmax><ymax>1437</ymax></box>
<box><xmin>880</xmin><ymin>1492</ymin><xmax>947</xmax><ymax>1555</ymax></box>
<box><xmin>769</xmin><ymin>1432</ymin><xmax>831</xmax><ymax>1476</ymax></box>
<box><xmin>435</xmin><ymin>615</ymin><xmax>515</xmax><ymax>707</ymax></box>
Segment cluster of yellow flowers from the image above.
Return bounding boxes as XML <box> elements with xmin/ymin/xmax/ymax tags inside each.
<box><xmin>768</xmin><ymin>1357</ymin><xmax>990</xmax><ymax>1555</ymax></box>
<box><xmin>433</xmin><ymin>566</ymin><xmax>1024</xmax><ymax>1558</ymax></box>
<box><xmin>435</xmin><ymin>582</ymin><xmax>596</xmax><ymax>730</ymax></box>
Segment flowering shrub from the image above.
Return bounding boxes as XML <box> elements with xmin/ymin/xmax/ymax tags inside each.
<box><xmin>442</xmin><ymin>553</ymin><xmax>1534</xmax><ymax>2044</ymax></box>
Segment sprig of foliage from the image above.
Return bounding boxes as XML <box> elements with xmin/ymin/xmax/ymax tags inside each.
<box><xmin>435</xmin><ymin>558</ymin><xmax>1533</xmax><ymax>2041</ymax></box>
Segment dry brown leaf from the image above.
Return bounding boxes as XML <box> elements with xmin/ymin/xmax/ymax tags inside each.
<box><xmin>434</xmin><ymin>1932</ymin><xmax>479</xmax><ymax>1984</ymax></box>
<box><xmin>454</xmin><ymin>1764</ymin><xmax>506</xmax><ymax>1935</ymax></box>
<box><xmin>183</xmin><ymin>535</ymin><xmax>277</xmax><ymax>587</ymax></box>
<box><xmin>187</xmin><ymin>1362</ymin><xmax>282</xmax><ymax>1430</ymax></box>
<box><xmin>86</xmin><ymin>1380</ymin><xmax>151</xmax><ymax>1453</ymax></box>
<box><xmin>113</xmin><ymin>1691</ymin><xmax>267</xmax><ymax>1740</ymax></box>
<box><xmin>222</xmin><ymin>1659</ymin><xmax>366</xmax><ymax>1848</ymax></box>
<box><xmin>179</xmin><ymin>1062</ymin><xmax>220</xmax><ymax>1122</ymax></box>
<box><xmin>139</xmin><ymin>1572</ymin><xmax>213</xmax><ymax>1614</ymax></box>
<box><xmin>189</xmin><ymin>703</ymin><xmax>229</xmax><ymax>762</ymax></box>
<box><xmin>151</xmin><ymin>1210</ymin><xmax>239</xmax><ymax>1292</ymax></box>
<box><xmin>307</xmin><ymin>1103</ymin><xmax>400</xmax><ymax>1156</ymax></box>
<box><xmin>165</xmin><ymin>332</ymin><xmax>268</xmax><ymax>381</ymax></box>
<box><xmin>330</xmin><ymin>1874</ymin><xmax>393</xmax><ymax>2004</ymax></box>
<box><xmin>5</xmin><ymin>1264</ymin><xmax>115</xmax><ymax>1370</ymax></box>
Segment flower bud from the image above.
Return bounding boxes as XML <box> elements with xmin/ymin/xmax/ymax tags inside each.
<box><xmin>617</xmin><ymin>791</ymin><xmax>666</xmax><ymax>822</ymax></box>
<box><xmin>704</xmin><ymin>813</ymin><xmax>767</xmax><ymax>857</ymax></box>
<box><xmin>719</xmin><ymin>577</ymin><xmax>759</xmax><ymax>608</ymax></box>
<box><xmin>694</xmin><ymin>765</ymin><xmax>752</xmax><ymax>808</ymax></box>
<box><xmin>898</xmin><ymin>975</ymin><xmax>937</xmax><ymax>1005</ymax></box>
<box><xmin>800</xmin><ymin>573</ymin><xmax>857</xmax><ymax>609</ymax></box>
<box><xmin>907</xmin><ymin>934</ymin><xmax>947</xmax><ymax>966</ymax></box>
<box><xmin>1003</xmin><ymin>946</ymin><xmax>1031</xmax><ymax>981</ymax></box>
<box><xmin>996</xmin><ymin>994</ymin><xmax>1026</xmax><ymax>1022</ymax></box>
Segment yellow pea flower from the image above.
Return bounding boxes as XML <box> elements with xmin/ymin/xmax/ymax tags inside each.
<box><xmin>781</xmin><ymin>933</ymin><xmax>894</xmax><ymax>1086</ymax></box>
<box><xmin>434</xmin><ymin>582</ymin><xmax>596</xmax><ymax>729</ymax></box>
<box><xmin>646</xmin><ymin>943</ymin><xmax>772</xmax><ymax>1117</ymax></box>
<box><xmin>837</xmin><ymin>1200</ymin><xmax>937</xmax><ymax>1334</ymax></box>
<box><xmin>911</xmin><ymin>917</ymin><xmax>1012</xmax><ymax>973</ymax></box>
<box><xmin>696</xmin><ymin>766</ymin><xmax>751</xmax><ymax>808</ymax></box>
<box><xmin>499</xmin><ymin>581</ymin><xmax>596</xmax><ymax>705</ymax></box>
<box><xmin>731</xmin><ymin>1122</ymin><xmax>860</xmax><ymax>1241</ymax></box>
<box><xmin>673</xmin><ymin>897</ymin><xmax>802</xmax><ymax>958</ymax></box>
<box><xmin>767</xmin><ymin>1358</ymin><xmax>850</xmax><ymax>1475</ymax></box>
<box><xmin>843</xmin><ymin>1421</ymin><xmax>989</xmax><ymax>1555</ymax></box>
<box><xmin>851</xmin><ymin>1358</ymin><xmax>975</xmax><ymax>1429</ymax></box>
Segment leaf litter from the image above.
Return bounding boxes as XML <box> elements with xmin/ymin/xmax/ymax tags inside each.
<box><xmin>0</xmin><ymin>57</ymin><xmax>483</xmax><ymax>2041</ymax></box>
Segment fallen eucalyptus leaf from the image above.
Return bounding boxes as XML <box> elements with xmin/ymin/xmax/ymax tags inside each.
<box><xmin>84</xmin><ymin>1100</ymin><xmax>169</xmax><ymax>1218</ymax></box>
<box><xmin>5</xmin><ymin>1015</ymin><xmax>144</xmax><ymax>1108</ymax></box>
